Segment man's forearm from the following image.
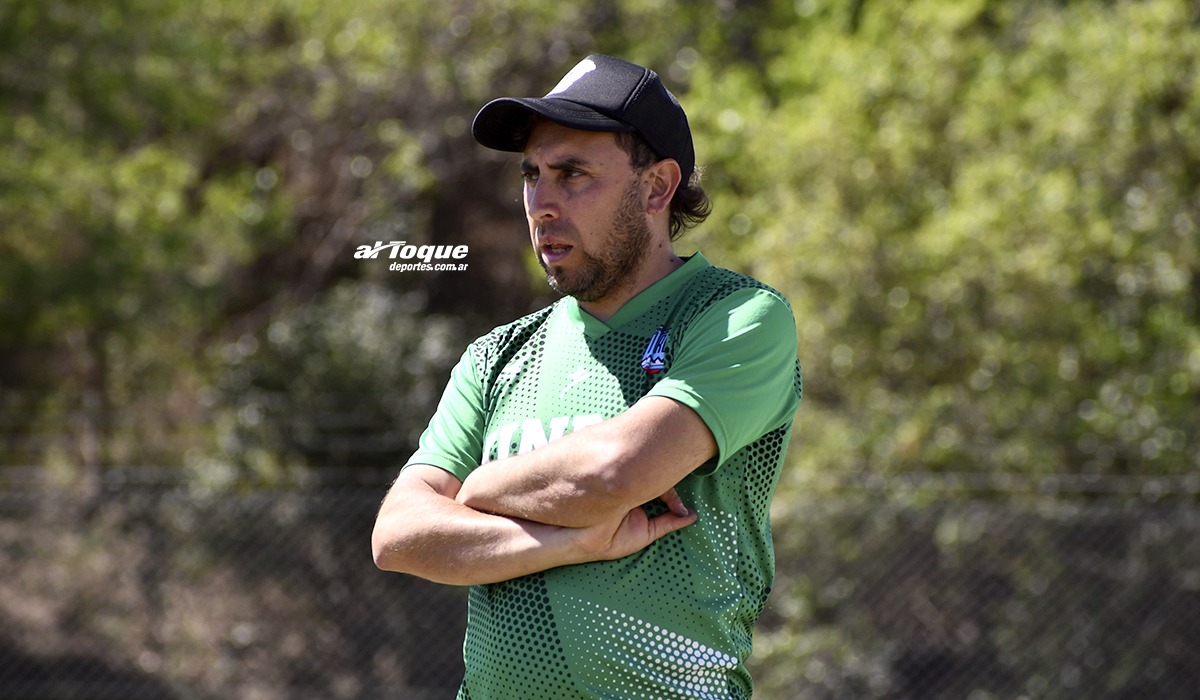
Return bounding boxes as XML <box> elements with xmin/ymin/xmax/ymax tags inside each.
<box><xmin>372</xmin><ymin>465</ymin><xmax>697</xmax><ymax>584</ymax></box>
<box><xmin>373</xmin><ymin>481</ymin><xmax>588</xmax><ymax>585</ymax></box>
<box><xmin>456</xmin><ymin>396</ymin><xmax>716</xmax><ymax>528</ymax></box>
<box><xmin>457</xmin><ymin>436</ymin><xmax>624</xmax><ymax>528</ymax></box>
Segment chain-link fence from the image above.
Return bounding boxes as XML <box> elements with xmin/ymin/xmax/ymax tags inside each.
<box><xmin>753</xmin><ymin>478</ymin><xmax>1200</xmax><ymax>700</ymax></box>
<box><xmin>1</xmin><ymin>468</ymin><xmax>1197</xmax><ymax>699</ymax></box>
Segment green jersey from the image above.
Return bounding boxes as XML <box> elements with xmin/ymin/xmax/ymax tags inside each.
<box><xmin>406</xmin><ymin>253</ymin><xmax>802</xmax><ymax>699</ymax></box>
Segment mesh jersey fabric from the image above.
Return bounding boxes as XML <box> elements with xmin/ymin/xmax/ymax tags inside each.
<box><xmin>404</xmin><ymin>253</ymin><xmax>803</xmax><ymax>699</ymax></box>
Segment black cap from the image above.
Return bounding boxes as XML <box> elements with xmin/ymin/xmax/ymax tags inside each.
<box><xmin>472</xmin><ymin>54</ymin><xmax>695</xmax><ymax>184</ymax></box>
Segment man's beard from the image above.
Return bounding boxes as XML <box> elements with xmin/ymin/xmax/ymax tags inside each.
<box><xmin>539</xmin><ymin>180</ymin><xmax>652</xmax><ymax>303</ymax></box>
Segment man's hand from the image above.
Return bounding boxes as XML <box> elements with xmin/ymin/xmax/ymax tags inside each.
<box><xmin>658</xmin><ymin>487</ymin><xmax>690</xmax><ymax>517</ymax></box>
<box><xmin>569</xmin><ymin>499</ymin><xmax>697</xmax><ymax>561</ymax></box>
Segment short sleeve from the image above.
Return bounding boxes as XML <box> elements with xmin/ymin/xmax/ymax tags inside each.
<box><xmin>648</xmin><ymin>287</ymin><xmax>801</xmax><ymax>470</ymax></box>
<box><xmin>403</xmin><ymin>346</ymin><xmax>487</xmax><ymax>482</ymax></box>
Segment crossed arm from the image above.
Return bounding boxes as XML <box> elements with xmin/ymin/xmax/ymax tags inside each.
<box><xmin>371</xmin><ymin>396</ymin><xmax>716</xmax><ymax>586</ymax></box>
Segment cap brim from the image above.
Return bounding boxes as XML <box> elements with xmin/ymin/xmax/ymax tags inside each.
<box><xmin>472</xmin><ymin>97</ymin><xmax>634</xmax><ymax>153</ymax></box>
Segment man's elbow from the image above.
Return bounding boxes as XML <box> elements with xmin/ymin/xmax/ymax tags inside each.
<box><xmin>371</xmin><ymin>517</ymin><xmax>412</xmax><ymax>573</ymax></box>
<box><xmin>371</xmin><ymin>530</ymin><xmax>395</xmax><ymax>572</ymax></box>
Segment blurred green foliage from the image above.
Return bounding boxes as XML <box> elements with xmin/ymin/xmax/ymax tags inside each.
<box><xmin>683</xmin><ymin>0</ymin><xmax>1198</xmax><ymax>484</ymax></box>
<box><xmin>4</xmin><ymin>0</ymin><xmax>1194</xmax><ymax>481</ymax></box>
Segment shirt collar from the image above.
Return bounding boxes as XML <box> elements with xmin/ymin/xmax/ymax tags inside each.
<box><xmin>562</xmin><ymin>253</ymin><xmax>712</xmax><ymax>338</ymax></box>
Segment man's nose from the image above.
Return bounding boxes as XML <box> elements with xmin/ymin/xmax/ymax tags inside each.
<box><xmin>525</xmin><ymin>180</ymin><xmax>559</xmax><ymax>221</ymax></box>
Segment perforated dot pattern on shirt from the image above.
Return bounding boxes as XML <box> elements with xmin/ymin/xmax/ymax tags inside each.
<box><xmin>456</xmin><ymin>263</ymin><xmax>800</xmax><ymax>700</ymax></box>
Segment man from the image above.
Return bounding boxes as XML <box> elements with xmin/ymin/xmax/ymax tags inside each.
<box><xmin>372</xmin><ymin>53</ymin><xmax>802</xmax><ymax>699</ymax></box>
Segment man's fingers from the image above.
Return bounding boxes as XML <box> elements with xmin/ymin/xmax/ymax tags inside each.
<box><xmin>648</xmin><ymin>508</ymin><xmax>697</xmax><ymax>540</ymax></box>
<box><xmin>575</xmin><ymin>502</ymin><xmax>697</xmax><ymax>562</ymax></box>
<box><xmin>659</xmin><ymin>488</ymin><xmax>691</xmax><ymax>517</ymax></box>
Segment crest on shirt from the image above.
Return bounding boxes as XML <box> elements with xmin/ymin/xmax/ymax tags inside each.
<box><xmin>640</xmin><ymin>326</ymin><xmax>669</xmax><ymax>375</ymax></box>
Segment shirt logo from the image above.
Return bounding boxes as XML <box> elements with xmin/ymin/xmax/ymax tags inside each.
<box><xmin>640</xmin><ymin>326</ymin><xmax>669</xmax><ymax>375</ymax></box>
<box><xmin>561</xmin><ymin>367</ymin><xmax>591</xmax><ymax>396</ymax></box>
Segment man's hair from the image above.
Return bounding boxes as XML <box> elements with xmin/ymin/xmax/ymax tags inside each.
<box><xmin>614</xmin><ymin>131</ymin><xmax>712</xmax><ymax>240</ymax></box>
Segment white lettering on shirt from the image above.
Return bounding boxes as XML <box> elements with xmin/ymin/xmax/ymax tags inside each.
<box><xmin>481</xmin><ymin>414</ymin><xmax>603</xmax><ymax>464</ymax></box>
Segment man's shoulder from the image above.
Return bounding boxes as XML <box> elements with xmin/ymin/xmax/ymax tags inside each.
<box><xmin>684</xmin><ymin>263</ymin><xmax>793</xmax><ymax>315</ymax></box>
<box><xmin>466</xmin><ymin>299</ymin><xmax>564</xmax><ymax>370</ymax></box>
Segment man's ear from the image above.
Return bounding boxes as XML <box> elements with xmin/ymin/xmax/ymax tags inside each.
<box><xmin>644</xmin><ymin>159</ymin><xmax>682</xmax><ymax>215</ymax></box>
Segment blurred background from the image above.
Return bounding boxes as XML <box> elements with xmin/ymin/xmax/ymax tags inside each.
<box><xmin>2</xmin><ymin>0</ymin><xmax>1198</xmax><ymax>698</ymax></box>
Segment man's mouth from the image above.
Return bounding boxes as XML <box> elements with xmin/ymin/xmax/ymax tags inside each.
<box><xmin>541</xmin><ymin>243</ymin><xmax>573</xmax><ymax>264</ymax></box>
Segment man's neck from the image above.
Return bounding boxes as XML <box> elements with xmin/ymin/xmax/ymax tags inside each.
<box><xmin>577</xmin><ymin>251</ymin><xmax>685</xmax><ymax>323</ymax></box>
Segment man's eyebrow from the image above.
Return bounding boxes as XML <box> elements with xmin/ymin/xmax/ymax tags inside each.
<box><xmin>519</xmin><ymin>155</ymin><xmax>592</xmax><ymax>175</ymax></box>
